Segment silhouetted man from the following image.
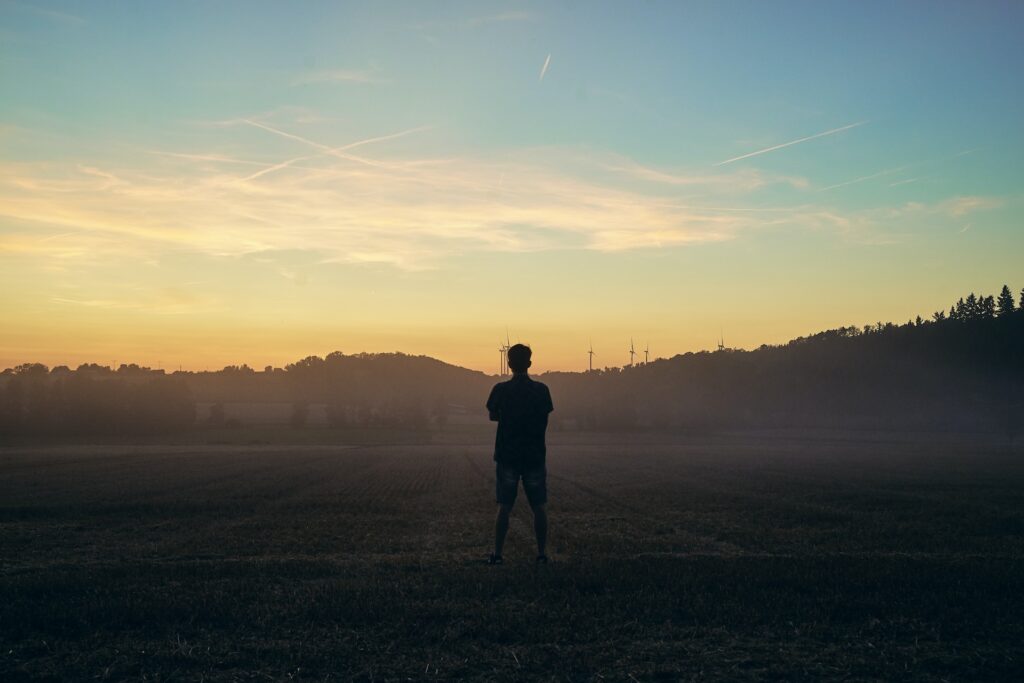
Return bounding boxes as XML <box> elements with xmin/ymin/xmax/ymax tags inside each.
<box><xmin>486</xmin><ymin>343</ymin><xmax>554</xmax><ymax>564</ymax></box>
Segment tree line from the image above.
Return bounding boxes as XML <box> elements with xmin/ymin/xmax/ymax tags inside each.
<box><xmin>0</xmin><ymin>364</ymin><xmax>194</xmax><ymax>437</ymax></box>
<box><xmin>1</xmin><ymin>285</ymin><xmax>1021</xmax><ymax>437</ymax></box>
<box><xmin>932</xmin><ymin>285</ymin><xmax>1021</xmax><ymax>322</ymax></box>
<box><xmin>545</xmin><ymin>284</ymin><xmax>1023</xmax><ymax>434</ymax></box>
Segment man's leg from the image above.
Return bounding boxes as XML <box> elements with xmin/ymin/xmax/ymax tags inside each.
<box><xmin>494</xmin><ymin>504</ymin><xmax>512</xmax><ymax>557</ymax></box>
<box><xmin>530</xmin><ymin>503</ymin><xmax>547</xmax><ymax>557</ymax></box>
<box><xmin>522</xmin><ymin>466</ymin><xmax>549</xmax><ymax>558</ymax></box>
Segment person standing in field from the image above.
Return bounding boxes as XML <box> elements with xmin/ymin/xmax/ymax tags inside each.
<box><xmin>486</xmin><ymin>343</ymin><xmax>554</xmax><ymax>564</ymax></box>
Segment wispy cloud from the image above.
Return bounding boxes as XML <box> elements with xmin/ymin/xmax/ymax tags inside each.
<box><xmin>7</xmin><ymin>1</ymin><xmax>86</xmax><ymax>25</ymax></box>
<box><xmin>50</xmin><ymin>286</ymin><xmax>217</xmax><ymax>315</ymax></box>
<box><xmin>539</xmin><ymin>54</ymin><xmax>551</xmax><ymax>81</ymax></box>
<box><xmin>201</xmin><ymin>106</ymin><xmax>336</xmax><ymax>126</ymax></box>
<box><xmin>146</xmin><ymin>151</ymin><xmax>268</xmax><ymax>167</ymax></box>
<box><xmin>0</xmin><ymin>149</ymin><xmax>770</xmax><ymax>268</ymax></box>
<box><xmin>414</xmin><ymin>10</ymin><xmax>536</xmax><ymax>33</ymax></box>
<box><xmin>467</xmin><ymin>11</ymin><xmax>536</xmax><ymax>27</ymax></box>
<box><xmin>941</xmin><ymin>196</ymin><xmax>1003</xmax><ymax>216</ymax></box>
<box><xmin>715</xmin><ymin>122</ymin><xmax>866</xmax><ymax>166</ymax></box>
<box><xmin>0</xmin><ymin>122</ymin><xmax>1002</xmax><ymax>269</ymax></box>
<box><xmin>292</xmin><ymin>68</ymin><xmax>382</xmax><ymax>86</ymax></box>
<box><xmin>607</xmin><ymin>159</ymin><xmax>809</xmax><ymax>191</ymax></box>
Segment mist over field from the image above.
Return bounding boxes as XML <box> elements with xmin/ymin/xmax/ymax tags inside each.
<box><xmin>4</xmin><ymin>430</ymin><xmax>1024</xmax><ymax>680</ymax></box>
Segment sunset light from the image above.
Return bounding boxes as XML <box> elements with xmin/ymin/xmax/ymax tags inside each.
<box><xmin>3</xmin><ymin>2</ymin><xmax>1021</xmax><ymax>372</ymax></box>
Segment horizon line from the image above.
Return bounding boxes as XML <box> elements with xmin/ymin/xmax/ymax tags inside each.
<box><xmin>5</xmin><ymin>302</ymin><xmax>1017</xmax><ymax>376</ymax></box>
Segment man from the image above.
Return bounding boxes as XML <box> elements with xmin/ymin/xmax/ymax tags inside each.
<box><xmin>485</xmin><ymin>343</ymin><xmax>554</xmax><ymax>564</ymax></box>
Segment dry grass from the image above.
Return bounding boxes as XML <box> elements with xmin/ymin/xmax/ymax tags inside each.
<box><xmin>2</xmin><ymin>428</ymin><xmax>1023</xmax><ymax>680</ymax></box>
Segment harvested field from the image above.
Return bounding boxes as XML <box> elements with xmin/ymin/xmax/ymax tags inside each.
<box><xmin>2</xmin><ymin>429</ymin><xmax>1023</xmax><ymax>680</ymax></box>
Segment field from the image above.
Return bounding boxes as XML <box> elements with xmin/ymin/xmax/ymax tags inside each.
<box><xmin>2</xmin><ymin>428</ymin><xmax>1023</xmax><ymax>681</ymax></box>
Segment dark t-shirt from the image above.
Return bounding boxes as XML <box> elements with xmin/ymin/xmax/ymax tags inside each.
<box><xmin>486</xmin><ymin>374</ymin><xmax>554</xmax><ymax>469</ymax></box>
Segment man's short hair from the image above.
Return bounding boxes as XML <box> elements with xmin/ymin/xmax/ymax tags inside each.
<box><xmin>507</xmin><ymin>344</ymin><xmax>532</xmax><ymax>373</ymax></box>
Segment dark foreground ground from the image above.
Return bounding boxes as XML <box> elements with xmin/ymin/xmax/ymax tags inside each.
<box><xmin>2</xmin><ymin>428</ymin><xmax>1023</xmax><ymax>681</ymax></box>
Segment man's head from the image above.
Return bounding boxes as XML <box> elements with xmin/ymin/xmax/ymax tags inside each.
<box><xmin>506</xmin><ymin>344</ymin><xmax>532</xmax><ymax>374</ymax></box>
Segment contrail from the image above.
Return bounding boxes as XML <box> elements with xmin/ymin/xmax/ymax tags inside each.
<box><xmin>241</xmin><ymin>119</ymin><xmax>328</xmax><ymax>150</ymax></box>
<box><xmin>715</xmin><ymin>121</ymin><xmax>866</xmax><ymax>166</ymax></box>
<box><xmin>539</xmin><ymin>54</ymin><xmax>551</xmax><ymax>81</ymax></box>
<box><xmin>336</xmin><ymin>125</ymin><xmax>432</xmax><ymax>153</ymax></box>
<box><xmin>237</xmin><ymin>120</ymin><xmax>431</xmax><ymax>180</ymax></box>
<box><xmin>889</xmin><ymin>177</ymin><xmax>920</xmax><ymax>187</ymax></box>
<box><xmin>237</xmin><ymin>153</ymin><xmax>321</xmax><ymax>182</ymax></box>
<box><xmin>818</xmin><ymin>165</ymin><xmax>907</xmax><ymax>192</ymax></box>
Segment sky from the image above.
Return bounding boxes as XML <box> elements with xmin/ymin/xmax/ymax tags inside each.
<box><xmin>2</xmin><ymin>0</ymin><xmax>1023</xmax><ymax>374</ymax></box>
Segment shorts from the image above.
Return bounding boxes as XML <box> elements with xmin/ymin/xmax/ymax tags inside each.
<box><xmin>495</xmin><ymin>463</ymin><xmax>547</xmax><ymax>507</ymax></box>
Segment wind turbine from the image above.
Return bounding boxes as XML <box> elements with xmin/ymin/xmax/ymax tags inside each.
<box><xmin>644</xmin><ymin>342</ymin><xmax>649</xmax><ymax>365</ymax></box>
<box><xmin>498</xmin><ymin>342</ymin><xmax>506</xmax><ymax>376</ymax></box>
<box><xmin>629</xmin><ymin>338</ymin><xmax>636</xmax><ymax>367</ymax></box>
<box><xmin>504</xmin><ymin>329</ymin><xmax>512</xmax><ymax>376</ymax></box>
<box><xmin>717</xmin><ymin>329</ymin><xmax>725</xmax><ymax>352</ymax></box>
<box><xmin>497</xmin><ymin>328</ymin><xmax>514</xmax><ymax>376</ymax></box>
<box><xmin>588</xmin><ymin>339</ymin><xmax>595</xmax><ymax>372</ymax></box>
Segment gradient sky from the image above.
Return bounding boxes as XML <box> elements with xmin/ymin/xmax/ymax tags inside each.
<box><xmin>2</xmin><ymin>1</ymin><xmax>1022</xmax><ymax>373</ymax></box>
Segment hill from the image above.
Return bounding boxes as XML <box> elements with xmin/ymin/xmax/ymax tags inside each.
<box><xmin>2</xmin><ymin>286</ymin><xmax>1022</xmax><ymax>437</ymax></box>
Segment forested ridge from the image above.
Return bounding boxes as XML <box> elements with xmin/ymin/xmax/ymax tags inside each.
<box><xmin>2</xmin><ymin>286</ymin><xmax>1022</xmax><ymax>436</ymax></box>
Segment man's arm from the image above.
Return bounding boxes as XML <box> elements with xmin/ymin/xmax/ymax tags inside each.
<box><xmin>486</xmin><ymin>384</ymin><xmax>501</xmax><ymax>422</ymax></box>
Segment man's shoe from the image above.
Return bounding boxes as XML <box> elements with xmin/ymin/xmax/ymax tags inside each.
<box><xmin>536</xmin><ymin>554</ymin><xmax>549</xmax><ymax>564</ymax></box>
<box><xmin>487</xmin><ymin>554</ymin><xmax>504</xmax><ymax>565</ymax></box>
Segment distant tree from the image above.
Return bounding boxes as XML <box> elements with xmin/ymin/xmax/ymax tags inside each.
<box><xmin>980</xmin><ymin>295</ymin><xmax>996</xmax><ymax>318</ymax></box>
<box><xmin>964</xmin><ymin>293</ymin><xmax>979</xmax><ymax>320</ymax></box>
<box><xmin>326</xmin><ymin>403</ymin><xmax>348</xmax><ymax>428</ymax></box>
<box><xmin>207</xmin><ymin>402</ymin><xmax>225</xmax><ymax>427</ymax></box>
<box><xmin>997</xmin><ymin>285</ymin><xmax>1015</xmax><ymax>317</ymax></box>
<box><xmin>1020</xmin><ymin>287</ymin><xmax>1024</xmax><ymax>311</ymax></box>
<box><xmin>432</xmin><ymin>395</ymin><xmax>449</xmax><ymax>429</ymax></box>
<box><xmin>933</xmin><ymin>310</ymin><xmax>946</xmax><ymax>322</ymax></box>
<box><xmin>14</xmin><ymin>363</ymin><xmax>48</xmax><ymax>377</ymax></box>
<box><xmin>953</xmin><ymin>298</ymin><xmax>965</xmax><ymax>321</ymax></box>
<box><xmin>76</xmin><ymin>363</ymin><xmax>113</xmax><ymax>375</ymax></box>
<box><xmin>125</xmin><ymin>377</ymin><xmax>194</xmax><ymax>433</ymax></box>
<box><xmin>915</xmin><ymin>315</ymin><xmax>923</xmax><ymax>326</ymax></box>
<box><xmin>287</xmin><ymin>356</ymin><xmax>324</xmax><ymax>373</ymax></box>
<box><xmin>290</xmin><ymin>401</ymin><xmax>308</xmax><ymax>428</ymax></box>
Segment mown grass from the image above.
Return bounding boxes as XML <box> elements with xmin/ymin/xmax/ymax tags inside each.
<box><xmin>2</xmin><ymin>431</ymin><xmax>1023</xmax><ymax>681</ymax></box>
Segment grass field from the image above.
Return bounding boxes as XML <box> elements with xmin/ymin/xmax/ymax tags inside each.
<box><xmin>2</xmin><ymin>428</ymin><xmax>1023</xmax><ymax>681</ymax></box>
